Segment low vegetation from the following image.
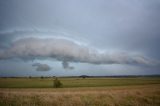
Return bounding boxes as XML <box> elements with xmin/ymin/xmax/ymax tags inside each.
<box><xmin>0</xmin><ymin>77</ymin><xmax>160</xmax><ymax>88</ymax></box>
<box><xmin>53</xmin><ymin>78</ymin><xmax>63</xmax><ymax>88</ymax></box>
<box><xmin>0</xmin><ymin>77</ymin><xmax>160</xmax><ymax>106</ymax></box>
<box><xmin>0</xmin><ymin>84</ymin><xmax>160</xmax><ymax>106</ymax></box>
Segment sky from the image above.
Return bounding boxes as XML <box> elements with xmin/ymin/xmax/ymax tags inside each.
<box><xmin>0</xmin><ymin>0</ymin><xmax>160</xmax><ymax>76</ymax></box>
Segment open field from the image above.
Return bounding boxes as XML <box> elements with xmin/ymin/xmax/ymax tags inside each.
<box><xmin>0</xmin><ymin>77</ymin><xmax>160</xmax><ymax>88</ymax></box>
<box><xmin>0</xmin><ymin>77</ymin><xmax>160</xmax><ymax>106</ymax></box>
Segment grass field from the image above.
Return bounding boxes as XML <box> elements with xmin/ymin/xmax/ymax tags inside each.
<box><xmin>0</xmin><ymin>77</ymin><xmax>160</xmax><ymax>88</ymax></box>
<box><xmin>0</xmin><ymin>77</ymin><xmax>160</xmax><ymax>106</ymax></box>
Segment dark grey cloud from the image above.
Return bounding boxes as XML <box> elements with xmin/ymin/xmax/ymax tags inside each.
<box><xmin>32</xmin><ymin>63</ymin><xmax>51</xmax><ymax>71</ymax></box>
<box><xmin>62</xmin><ymin>61</ymin><xmax>74</xmax><ymax>70</ymax></box>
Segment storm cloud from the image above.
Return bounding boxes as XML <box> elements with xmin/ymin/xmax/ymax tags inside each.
<box><xmin>62</xmin><ymin>61</ymin><xmax>74</xmax><ymax>70</ymax></box>
<box><xmin>0</xmin><ymin>0</ymin><xmax>160</xmax><ymax>76</ymax></box>
<box><xmin>32</xmin><ymin>63</ymin><xmax>51</xmax><ymax>71</ymax></box>
<box><xmin>0</xmin><ymin>37</ymin><xmax>159</xmax><ymax>69</ymax></box>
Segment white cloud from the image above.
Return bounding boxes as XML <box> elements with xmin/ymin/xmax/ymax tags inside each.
<box><xmin>0</xmin><ymin>37</ymin><xmax>159</xmax><ymax>69</ymax></box>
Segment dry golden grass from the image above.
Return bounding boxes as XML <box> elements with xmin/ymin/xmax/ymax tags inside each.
<box><xmin>0</xmin><ymin>84</ymin><xmax>160</xmax><ymax>106</ymax></box>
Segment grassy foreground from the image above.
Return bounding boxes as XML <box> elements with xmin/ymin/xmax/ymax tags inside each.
<box><xmin>0</xmin><ymin>84</ymin><xmax>160</xmax><ymax>106</ymax></box>
<box><xmin>0</xmin><ymin>77</ymin><xmax>160</xmax><ymax>106</ymax></box>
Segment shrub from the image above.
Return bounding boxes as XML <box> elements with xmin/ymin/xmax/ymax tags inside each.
<box><xmin>53</xmin><ymin>78</ymin><xmax>63</xmax><ymax>88</ymax></box>
<box><xmin>40</xmin><ymin>76</ymin><xmax>44</xmax><ymax>79</ymax></box>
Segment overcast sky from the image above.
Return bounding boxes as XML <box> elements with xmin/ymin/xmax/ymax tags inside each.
<box><xmin>0</xmin><ymin>0</ymin><xmax>160</xmax><ymax>76</ymax></box>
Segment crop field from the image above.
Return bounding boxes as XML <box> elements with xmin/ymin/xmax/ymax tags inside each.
<box><xmin>0</xmin><ymin>77</ymin><xmax>160</xmax><ymax>106</ymax></box>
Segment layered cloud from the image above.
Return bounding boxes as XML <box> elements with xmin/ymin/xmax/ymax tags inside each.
<box><xmin>32</xmin><ymin>63</ymin><xmax>51</xmax><ymax>71</ymax></box>
<box><xmin>0</xmin><ymin>37</ymin><xmax>159</xmax><ymax>70</ymax></box>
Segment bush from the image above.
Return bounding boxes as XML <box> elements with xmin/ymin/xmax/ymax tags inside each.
<box><xmin>53</xmin><ymin>78</ymin><xmax>63</xmax><ymax>88</ymax></box>
<box><xmin>40</xmin><ymin>76</ymin><xmax>44</xmax><ymax>79</ymax></box>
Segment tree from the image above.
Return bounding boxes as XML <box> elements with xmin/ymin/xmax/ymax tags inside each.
<box><xmin>41</xmin><ymin>76</ymin><xmax>44</xmax><ymax>79</ymax></box>
<box><xmin>29</xmin><ymin>76</ymin><xmax>32</xmax><ymax>79</ymax></box>
<box><xmin>53</xmin><ymin>77</ymin><xmax>63</xmax><ymax>88</ymax></box>
<box><xmin>80</xmin><ymin>75</ymin><xmax>89</xmax><ymax>79</ymax></box>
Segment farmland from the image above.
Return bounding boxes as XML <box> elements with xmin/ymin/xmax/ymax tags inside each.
<box><xmin>0</xmin><ymin>77</ymin><xmax>160</xmax><ymax>106</ymax></box>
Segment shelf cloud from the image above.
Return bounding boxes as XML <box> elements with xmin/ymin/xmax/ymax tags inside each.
<box><xmin>0</xmin><ymin>37</ymin><xmax>159</xmax><ymax>69</ymax></box>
